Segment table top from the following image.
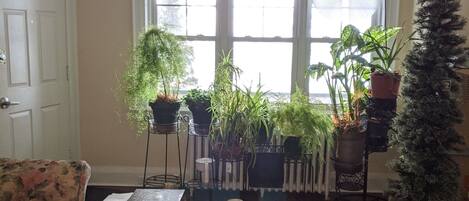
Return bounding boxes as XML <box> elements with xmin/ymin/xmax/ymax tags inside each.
<box><xmin>128</xmin><ymin>189</ymin><xmax>185</xmax><ymax>201</ymax></box>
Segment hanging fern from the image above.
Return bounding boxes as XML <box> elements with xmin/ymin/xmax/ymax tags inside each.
<box><xmin>119</xmin><ymin>28</ymin><xmax>191</xmax><ymax>135</ymax></box>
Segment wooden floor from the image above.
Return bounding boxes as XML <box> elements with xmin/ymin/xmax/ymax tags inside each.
<box><xmin>85</xmin><ymin>185</ymin><xmax>385</xmax><ymax>201</ymax></box>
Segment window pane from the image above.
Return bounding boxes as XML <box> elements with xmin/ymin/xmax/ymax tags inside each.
<box><xmin>156</xmin><ymin>2</ymin><xmax>216</xmax><ymax>36</ymax></box>
<box><xmin>233</xmin><ymin>42</ymin><xmax>292</xmax><ymax>94</ymax></box>
<box><xmin>181</xmin><ymin>41</ymin><xmax>216</xmax><ymax>90</ymax></box>
<box><xmin>309</xmin><ymin>43</ymin><xmax>332</xmax><ymax>103</ymax></box>
<box><xmin>157</xmin><ymin>0</ymin><xmax>185</xmax><ymax>5</ymax></box>
<box><xmin>157</xmin><ymin>6</ymin><xmax>186</xmax><ymax>35</ymax></box>
<box><xmin>187</xmin><ymin>0</ymin><xmax>216</xmax><ymax>6</ymax></box>
<box><xmin>187</xmin><ymin>6</ymin><xmax>216</xmax><ymax>36</ymax></box>
<box><xmin>156</xmin><ymin>0</ymin><xmax>216</xmax><ymax>6</ymax></box>
<box><xmin>310</xmin><ymin>0</ymin><xmax>383</xmax><ymax>38</ymax></box>
<box><xmin>234</xmin><ymin>0</ymin><xmax>294</xmax><ymax>37</ymax></box>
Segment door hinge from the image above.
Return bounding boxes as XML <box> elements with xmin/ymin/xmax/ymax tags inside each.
<box><xmin>66</xmin><ymin>65</ymin><xmax>70</xmax><ymax>81</ymax></box>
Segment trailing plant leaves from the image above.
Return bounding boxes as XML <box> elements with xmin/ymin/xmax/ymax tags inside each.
<box><xmin>271</xmin><ymin>88</ymin><xmax>333</xmax><ymax>158</ymax></box>
<box><xmin>119</xmin><ymin>28</ymin><xmax>191</xmax><ymax>135</ymax></box>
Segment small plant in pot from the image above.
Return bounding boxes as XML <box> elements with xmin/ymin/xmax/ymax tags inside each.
<box><xmin>183</xmin><ymin>89</ymin><xmax>212</xmax><ymax>135</ymax></box>
<box><xmin>360</xmin><ymin>26</ymin><xmax>414</xmax><ymax>101</ymax></box>
<box><xmin>308</xmin><ymin>25</ymin><xmax>371</xmax><ymax>172</ymax></box>
<box><xmin>271</xmin><ymin>88</ymin><xmax>333</xmax><ymax>160</ymax></box>
<box><xmin>120</xmin><ymin>28</ymin><xmax>191</xmax><ymax>135</ymax></box>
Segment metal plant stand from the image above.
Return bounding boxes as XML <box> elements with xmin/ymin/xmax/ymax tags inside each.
<box><xmin>142</xmin><ymin>115</ymin><xmax>189</xmax><ymax>188</ymax></box>
<box><xmin>334</xmin><ymin>98</ymin><xmax>395</xmax><ymax>201</ymax></box>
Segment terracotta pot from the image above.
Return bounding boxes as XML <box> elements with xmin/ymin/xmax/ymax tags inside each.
<box><xmin>370</xmin><ymin>72</ymin><xmax>401</xmax><ymax>99</ymax></box>
<box><xmin>337</xmin><ymin>125</ymin><xmax>365</xmax><ymax>165</ymax></box>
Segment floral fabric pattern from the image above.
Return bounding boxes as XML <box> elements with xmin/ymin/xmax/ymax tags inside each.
<box><xmin>0</xmin><ymin>158</ymin><xmax>90</xmax><ymax>201</ymax></box>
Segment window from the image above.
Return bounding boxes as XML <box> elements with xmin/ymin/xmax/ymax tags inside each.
<box><xmin>154</xmin><ymin>0</ymin><xmax>216</xmax><ymax>90</ymax></box>
<box><xmin>142</xmin><ymin>0</ymin><xmax>390</xmax><ymax>99</ymax></box>
<box><xmin>233</xmin><ymin>0</ymin><xmax>294</xmax><ymax>95</ymax></box>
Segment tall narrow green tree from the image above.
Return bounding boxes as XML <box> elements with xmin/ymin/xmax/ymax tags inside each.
<box><xmin>392</xmin><ymin>0</ymin><xmax>468</xmax><ymax>200</ymax></box>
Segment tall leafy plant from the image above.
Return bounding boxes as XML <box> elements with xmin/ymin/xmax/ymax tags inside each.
<box><xmin>309</xmin><ymin>25</ymin><xmax>370</xmax><ymax>127</ymax></box>
<box><xmin>209</xmin><ymin>52</ymin><xmax>271</xmax><ymax>158</ymax></box>
<box><xmin>360</xmin><ymin>26</ymin><xmax>414</xmax><ymax>74</ymax></box>
<box><xmin>120</xmin><ymin>28</ymin><xmax>191</xmax><ymax>134</ymax></box>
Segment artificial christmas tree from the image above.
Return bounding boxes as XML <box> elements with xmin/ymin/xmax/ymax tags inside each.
<box><xmin>391</xmin><ymin>0</ymin><xmax>469</xmax><ymax>201</ymax></box>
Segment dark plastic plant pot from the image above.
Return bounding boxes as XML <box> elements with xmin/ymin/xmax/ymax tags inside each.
<box><xmin>371</xmin><ymin>72</ymin><xmax>401</xmax><ymax>99</ymax></box>
<box><xmin>337</xmin><ymin>125</ymin><xmax>365</xmax><ymax>165</ymax></box>
<box><xmin>256</xmin><ymin>124</ymin><xmax>273</xmax><ymax>145</ymax></box>
<box><xmin>368</xmin><ymin>98</ymin><xmax>397</xmax><ymax>113</ymax></box>
<box><xmin>367</xmin><ymin>119</ymin><xmax>389</xmax><ymax>152</ymax></box>
<box><xmin>149</xmin><ymin>100</ymin><xmax>181</xmax><ymax>133</ymax></box>
<box><xmin>284</xmin><ymin>136</ymin><xmax>302</xmax><ymax>159</ymax></box>
<box><xmin>188</xmin><ymin>104</ymin><xmax>212</xmax><ymax>125</ymax></box>
<box><xmin>246</xmin><ymin>152</ymin><xmax>285</xmax><ymax>188</ymax></box>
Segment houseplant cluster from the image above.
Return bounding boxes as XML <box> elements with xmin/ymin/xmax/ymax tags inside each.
<box><xmin>119</xmin><ymin>12</ymin><xmax>465</xmax><ymax>194</ymax></box>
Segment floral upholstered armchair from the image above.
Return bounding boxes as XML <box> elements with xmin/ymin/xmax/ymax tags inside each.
<box><xmin>0</xmin><ymin>158</ymin><xmax>91</xmax><ymax>201</ymax></box>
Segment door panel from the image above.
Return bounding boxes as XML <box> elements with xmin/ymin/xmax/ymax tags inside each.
<box><xmin>0</xmin><ymin>0</ymin><xmax>71</xmax><ymax>160</ymax></box>
<box><xmin>10</xmin><ymin>110</ymin><xmax>33</xmax><ymax>159</ymax></box>
<box><xmin>38</xmin><ymin>11</ymin><xmax>58</xmax><ymax>82</ymax></box>
<box><xmin>4</xmin><ymin>10</ymin><xmax>30</xmax><ymax>87</ymax></box>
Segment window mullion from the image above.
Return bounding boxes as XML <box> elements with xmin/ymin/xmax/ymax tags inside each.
<box><xmin>292</xmin><ymin>0</ymin><xmax>311</xmax><ymax>95</ymax></box>
<box><xmin>216</xmin><ymin>0</ymin><xmax>233</xmax><ymax>62</ymax></box>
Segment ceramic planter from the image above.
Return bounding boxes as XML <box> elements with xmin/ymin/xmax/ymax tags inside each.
<box><xmin>337</xmin><ymin>125</ymin><xmax>365</xmax><ymax>166</ymax></box>
<box><xmin>370</xmin><ymin>72</ymin><xmax>401</xmax><ymax>99</ymax></box>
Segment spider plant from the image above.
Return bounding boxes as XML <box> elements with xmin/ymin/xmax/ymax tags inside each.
<box><xmin>209</xmin><ymin>52</ymin><xmax>271</xmax><ymax>159</ymax></box>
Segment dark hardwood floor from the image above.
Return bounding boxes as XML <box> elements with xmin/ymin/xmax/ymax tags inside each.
<box><xmin>85</xmin><ymin>185</ymin><xmax>385</xmax><ymax>201</ymax></box>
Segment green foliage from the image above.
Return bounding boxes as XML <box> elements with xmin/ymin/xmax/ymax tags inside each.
<box><xmin>271</xmin><ymin>88</ymin><xmax>333</xmax><ymax>156</ymax></box>
<box><xmin>183</xmin><ymin>89</ymin><xmax>211</xmax><ymax>109</ymax></box>
<box><xmin>308</xmin><ymin>25</ymin><xmax>370</xmax><ymax>126</ymax></box>
<box><xmin>361</xmin><ymin>26</ymin><xmax>414</xmax><ymax>73</ymax></box>
<box><xmin>120</xmin><ymin>27</ymin><xmax>191</xmax><ymax>134</ymax></box>
<box><xmin>209</xmin><ymin>52</ymin><xmax>270</xmax><ymax>157</ymax></box>
<box><xmin>391</xmin><ymin>0</ymin><xmax>468</xmax><ymax>200</ymax></box>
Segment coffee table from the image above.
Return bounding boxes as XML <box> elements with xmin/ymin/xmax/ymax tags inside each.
<box><xmin>128</xmin><ymin>189</ymin><xmax>186</xmax><ymax>201</ymax></box>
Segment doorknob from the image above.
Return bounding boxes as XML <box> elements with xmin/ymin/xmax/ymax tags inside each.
<box><xmin>0</xmin><ymin>97</ymin><xmax>20</xmax><ymax>109</ymax></box>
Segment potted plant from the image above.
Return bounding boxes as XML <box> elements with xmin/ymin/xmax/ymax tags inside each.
<box><xmin>360</xmin><ymin>26</ymin><xmax>414</xmax><ymax>100</ymax></box>
<box><xmin>240</xmin><ymin>86</ymin><xmax>284</xmax><ymax>188</ymax></box>
<box><xmin>271</xmin><ymin>88</ymin><xmax>333</xmax><ymax>159</ymax></box>
<box><xmin>359</xmin><ymin>27</ymin><xmax>414</xmax><ymax>151</ymax></box>
<box><xmin>209</xmin><ymin>52</ymin><xmax>272</xmax><ymax>161</ymax></box>
<box><xmin>308</xmin><ymin>25</ymin><xmax>370</xmax><ymax>171</ymax></box>
<box><xmin>120</xmin><ymin>28</ymin><xmax>191</xmax><ymax>134</ymax></box>
<box><xmin>183</xmin><ymin>89</ymin><xmax>212</xmax><ymax>135</ymax></box>
<box><xmin>209</xmin><ymin>52</ymin><xmax>246</xmax><ymax>160</ymax></box>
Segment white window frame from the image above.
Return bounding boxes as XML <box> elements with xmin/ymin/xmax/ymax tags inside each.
<box><xmin>133</xmin><ymin>0</ymin><xmax>400</xmax><ymax>96</ymax></box>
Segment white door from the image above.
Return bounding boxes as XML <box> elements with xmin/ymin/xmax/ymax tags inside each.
<box><xmin>0</xmin><ymin>0</ymin><xmax>71</xmax><ymax>160</ymax></box>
